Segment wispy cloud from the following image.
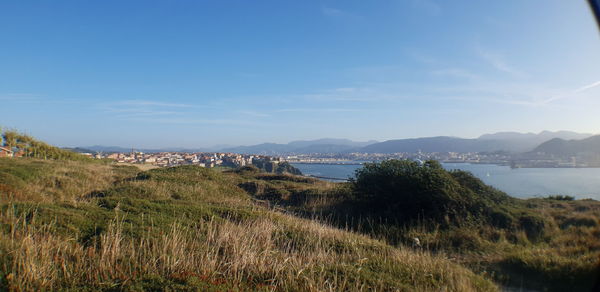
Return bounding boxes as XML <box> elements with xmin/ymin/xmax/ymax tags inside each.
<box><xmin>431</xmin><ymin>68</ymin><xmax>479</xmax><ymax>80</ymax></box>
<box><xmin>405</xmin><ymin>49</ymin><xmax>436</xmax><ymax>64</ymax></box>
<box><xmin>0</xmin><ymin>93</ymin><xmax>41</xmax><ymax>101</ymax></box>
<box><xmin>573</xmin><ymin>80</ymin><xmax>600</xmax><ymax>94</ymax></box>
<box><xmin>274</xmin><ymin>108</ymin><xmax>360</xmax><ymax>113</ymax></box>
<box><xmin>410</xmin><ymin>0</ymin><xmax>442</xmax><ymax>15</ymax></box>
<box><xmin>541</xmin><ymin>80</ymin><xmax>600</xmax><ymax>104</ymax></box>
<box><xmin>437</xmin><ymin>78</ymin><xmax>600</xmax><ymax>108</ymax></box>
<box><xmin>99</xmin><ymin>99</ymin><xmax>269</xmax><ymax>127</ymax></box>
<box><xmin>237</xmin><ymin>110</ymin><xmax>270</xmax><ymax>118</ymax></box>
<box><xmin>99</xmin><ymin>99</ymin><xmax>198</xmax><ymax>120</ymax></box>
<box><xmin>300</xmin><ymin>86</ymin><xmax>406</xmax><ymax>102</ymax></box>
<box><xmin>125</xmin><ymin>117</ymin><xmax>260</xmax><ymax>126</ymax></box>
<box><xmin>321</xmin><ymin>7</ymin><xmax>361</xmax><ymax>20</ymax></box>
<box><xmin>115</xmin><ymin>99</ymin><xmax>195</xmax><ymax>108</ymax></box>
<box><xmin>477</xmin><ymin>48</ymin><xmax>528</xmax><ymax>78</ymax></box>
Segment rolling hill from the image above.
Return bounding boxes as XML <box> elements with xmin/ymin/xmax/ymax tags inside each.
<box><xmin>222</xmin><ymin>138</ymin><xmax>378</xmax><ymax>154</ymax></box>
<box><xmin>533</xmin><ymin>135</ymin><xmax>600</xmax><ymax>156</ymax></box>
<box><xmin>360</xmin><ymin>131</ymin><xmax>593</xmax><ymax>154</ymax></box>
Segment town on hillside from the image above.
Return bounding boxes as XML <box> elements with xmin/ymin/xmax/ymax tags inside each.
<box><xmin>85</xmin><ymin>151</ymin><xmax>283</xmax><ymax>169</ymax></box>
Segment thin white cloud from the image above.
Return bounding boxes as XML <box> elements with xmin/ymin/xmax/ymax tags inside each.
<box><xmin>406</xmin><ymin>50</ymin><xmax>436</xmax><ymax>64</ymax></box>
<box><xmin>431</xmin><ymin>68</ymin><xmax>480</xmax><ymax>80</ymax></box>
<box><xmin>274</xmin><ymin>108</ymin><xmax>360</xmax><ymax>113</ymax></box>
<box><xmin>573</xmin><ymin>80</ymin><xmax>600</xmax><ymax>94</ymax></box>
<box><xmin>100</xmin><ymin>99</ymin><xmax>196</xmax><ymax>120</ymax></box>
<box><xmin>300</xmin><ymin>86</ymin><xmax>407</xmax><ymax>102</ymax></box>
<box><xmin>477</xmin><ymin>48</ymin><xmax>528</xmax><ymax>78</ymax></box>
<box><xmin>410</xmin><ymin>0</ymin><xmax>441</xmax><ymax>15</ymax></box>
<box><xmin>116</xmin><ymin>99</ymin><xmax>194</xmax><ymax>108</ymax></box>
<box><xmin>321</xmin><ymin>7</ymin><xmax>361</xmax><ymax>19</ymax></box>
<box><xmin>237</xmin><ymin>110</ymin><xmax>270</xmax><ymax>118</ymax></box>
<box><xmin>437</xmin><ymin>78</ymin><xmax>600</xmax><ymax>108</ymax></box>
<box><xmin>126</xmin><ymin>117</ymin><xmax>260</xmax><ymax>126</ymax></box>
<box><xmin>0</xmin><ymin>93</ymin><xmax>41</xmax><ymax>101</ymax></box>
<box><xmin>541</xmin><ymin>80</ymin><xmax>600</xmax><ymax>104</ymax></box>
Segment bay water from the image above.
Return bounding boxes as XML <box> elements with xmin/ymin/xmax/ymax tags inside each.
<box><xmin>291</xmin><ymin>162</ymin><xmax>600</xmax><ymax>200</ymax></box>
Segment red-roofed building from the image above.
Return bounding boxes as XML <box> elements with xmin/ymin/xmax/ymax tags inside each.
<box><xmin>0</xmin><ymin>147</ymin><xmax>14</xmax><ymax>158</ymax></box>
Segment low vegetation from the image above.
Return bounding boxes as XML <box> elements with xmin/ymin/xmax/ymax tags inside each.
<box><xmin>1</xmin><ymin>129</ymin><xmax>93</xmax><ymax>161</ymax></box>
<box><xmin>0</xmin><ymin>158</ymin><xmax>495</xmax><ymax>291</ymax></box>
<box><xmin>0</xmin><ymin>136</ymin><xmax>598</xmax><ymax>291</ymax></box>
<box><xmin>249</xmin><ymin>160</ymin><xmax>600</xmax><ymax>291</ymax></box>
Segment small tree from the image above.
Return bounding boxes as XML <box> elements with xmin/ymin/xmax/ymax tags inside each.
<box><xmin>3</xmin><ymin>130</ymin><xmax>17</xmax><ymax>150</ymax></box>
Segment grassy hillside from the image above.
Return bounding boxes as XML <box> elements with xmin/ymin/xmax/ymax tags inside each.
<box><xmin>0</xmin><ymin>130</ymin><xmax>598</xmax><ymax>291</ymax></box>
<box><xmin>0</xmin><ymin>158</ymin><xmax>497</xmax><ymax>291</ymax></box>
<box><xmin>246</xmin><ymin>160</ymin><xmax>600</xmax><ymax>291</ymax></box>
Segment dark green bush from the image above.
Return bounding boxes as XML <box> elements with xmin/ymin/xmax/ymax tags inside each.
<box><xmin>490</xmin><ymin>209</ymin><xmax>515</xmax><ymax>229</ymax></box>
<box><xmin>519</xmin><ymin>214</ymin><xmax>546</xmax><ymax>241</ymax></box>
<box><xmin>547</xmin><ymin>195</ymin><xmax>575</xmax><ymax>201</ymax></box>
<box><xmin>351</xmin><ymin>160</ymin><xmax>488</xmax><ymax>224</ymax></box>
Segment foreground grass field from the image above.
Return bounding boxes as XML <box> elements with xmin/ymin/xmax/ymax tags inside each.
<box><xmin>241</xmin><ymin>162</ymin><xmax>600</xmax><ymax>292</ymax></box>
<box><xmin>0</xmin><ymin>158</ymin><xmax>498</xmax><ymax>291</ymax></box>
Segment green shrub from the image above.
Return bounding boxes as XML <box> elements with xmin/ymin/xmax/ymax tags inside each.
<box><xmin>489</xmin><ymin>209</ymin><xmax>515</xmax><ymax>229</ymax></box>
<box><xmin>518</xmin><ymin>214</ymin><xmax>546</xmax><ymax>241</ymax></box>
<box><xmin>547</xmin><ymin>195</ymin><xmax>575</xmax><ymax>201</ymax></box>
<box><xmin>560</xmin><ymin>215</ymin><xmax>598</xmax><ymax>229</ymax></box>
<box><xmin>350</xmin><ymin>160</ymin><xmax>512</xmax><ymax>226</ymax></box>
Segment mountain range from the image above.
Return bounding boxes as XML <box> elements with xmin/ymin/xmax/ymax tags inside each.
<box><xmin>79</xmin><ymin>131</ymin><xmax>595</xmax><ymax>155</ymax></box>
<box><xmin>78</xmin><ymin>145</ymin><xmax>214</xmax><ymax>153</ymax></box>
<box><xmin>221</xmin><ymin>131</ymin><xmax>593</xmax><ymax>154</ymax></box>
<box><xmin>362</xmin><ymin>131</ymin><xmax>593</xmax><ymax>154</ymax></box>
<box><xmin>221</xmin><ymin>138</ymin><xmax>378</xmax><ymax>155</ymax></box>
<box><xmin>533</xmin><ymin>135</ymin><xmax>600</xmax><ymax>156</ymax></box>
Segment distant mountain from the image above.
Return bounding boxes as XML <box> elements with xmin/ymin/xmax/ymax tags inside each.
<box><xmin>287</xmin><ymin>138</ymin><xmax>377</xmax><ymax>148</ymax></box>
<box><xmin>359</xmin><ymin>137</ymin><xmax>503</xmax><ymax>154</ymax></box>
<box><xmin>62</xmin><ymin>147</ymin><xmax>97</xmax><ymax>154</ymax></box>
<box><xmin>80</xmin><ymin>131</ymin><xmax>594</xmax><ymax>155</ymax></box>
<box><xmin>221</xmin><ymin>143</ymin><xmax>292</xmax><ymax>155</ymax></box>
<box><xmin>478</xmin><ymin>131</ymin><xmax>592</xmax><ymax>152</ymax></box>
<box><xmin>360</xmin><ymin>131</ymin><xmax>594</xmax><ymax>154</ymax></box>
<box><xmin>533</xmin><ymin>135</ymin><xmax>600</xmax><ymax>156</ymax></box>
<box><xmin>222</xmin><ymin>139</ymin><xmax>378</xmax><ymax>155</ymax></box>
<box><xmin>479</xmin><ymin>130</ymin><xmax>591</xmax><ymax>141</ymax></box>
<box><xmin>82</xmin><ymin>145</ymin><xmax>212</xmax><ymax>153</ymax></box>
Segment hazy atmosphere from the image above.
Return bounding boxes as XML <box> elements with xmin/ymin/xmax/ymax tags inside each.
<box><xmin>2</xmin><ymin>0</ymin><xmax>600</xmax><ymax>148</ymax></box>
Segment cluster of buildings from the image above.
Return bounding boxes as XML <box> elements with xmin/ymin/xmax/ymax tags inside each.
<box><xmin>285</xmin><ymin>151</ymin><xmax>513</xmax><ymax>165</ymax></box>
<box><xmin>0</xmin><ymin>147</ymin><xmax>25</xmax><ymax>158</ymax></box>
<box><xmin>285</xmin><ymin>151</ymin><xmax>600</xmax><ymax>168</ymax></box>
<box><xmin>90</xmin><ymin>151</ymin><xmax>282</xmax><ymax>168</ymax></box>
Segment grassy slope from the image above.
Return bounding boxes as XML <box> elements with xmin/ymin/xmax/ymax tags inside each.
<box><xmin>0</xmin><ymin>158</ymin><xmax>496</xmax><ymax>291</ymax></box>
<box><xmin>243</xmin><ymin>166</ymin><xmax>600</xmax><ymax>292</ymax></box>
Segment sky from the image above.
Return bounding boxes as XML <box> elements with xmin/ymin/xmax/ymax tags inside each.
<box><xmin>1</xmin><ymin>0</ymin><xmax>600</xmax><ymax>148</ymax></box>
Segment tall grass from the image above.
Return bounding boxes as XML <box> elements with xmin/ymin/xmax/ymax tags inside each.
<box><xmin>0</xmin><ymin>206</ymin><xmax>495</xmax><ymax>291</ymax></box>
<box><xmin>5</xmin><ymin>158</ymin><xmax>598</xmax><ymax>291</ymax></box>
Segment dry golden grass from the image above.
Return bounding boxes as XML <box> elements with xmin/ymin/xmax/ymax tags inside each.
<box><xmin>0</xmin><ymin>159</ymin><xmax>136</xmax><ymax>204</ymax></box>
<box><xmin>117</xmin><ymin>162</ymin><xmax>160</xmax><ymax>171</ymax></box>
<box><xmin>0</xmin><ymin>206</ymin><xmax>496</xmax><ymax>291</ymax></box>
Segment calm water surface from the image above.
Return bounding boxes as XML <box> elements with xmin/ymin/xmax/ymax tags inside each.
<box><xmin>291</xmin><ymin>162</ymin><xmax>600</xmax><ymax>200</ymax></box>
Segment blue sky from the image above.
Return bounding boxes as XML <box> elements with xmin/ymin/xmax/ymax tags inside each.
<box><xmin>1</xmin><ymin>0</ymin><xmax>600</xmax><ymax>148</ymax></box>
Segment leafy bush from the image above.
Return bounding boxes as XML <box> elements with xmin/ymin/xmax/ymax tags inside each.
<box><xmin>518</xmin><ymin>214</ymin><xmax>547</xmax><ymax>241</ymax></box>
<box><xmin>351</xmin><ymin>160</ymin><xmax>496</xmax><ymax>225</ymax></box>
<box><xmin>547</xmin><ymin>195</ymin><xmax>575</xmax><ymax>201</ymax></box>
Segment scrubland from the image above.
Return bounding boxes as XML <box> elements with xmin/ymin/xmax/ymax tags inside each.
<box><xmin>0</xmin><ymin>158</ymin><xmax>598</xmax><ymax>291</ymax></box>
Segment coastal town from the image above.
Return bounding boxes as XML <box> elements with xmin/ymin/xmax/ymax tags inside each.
<box><xmin>285</xmin><ymin>151</ymin><xmax>512</xmax><ymax>165</ymax></box>
<box><xmin>74</xmin><ymin>149</ymin><xmax>592</xmax><ymax>169</ymax></box>
<box><xmin>70</xmin><ymin>149</ymin><xmax>510</xmax><ymax>168</ymax></box>
<box><xmin>80</xmin><ymin>151</ymin><xmax>283</xmax><ymax>168</ymax></box>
